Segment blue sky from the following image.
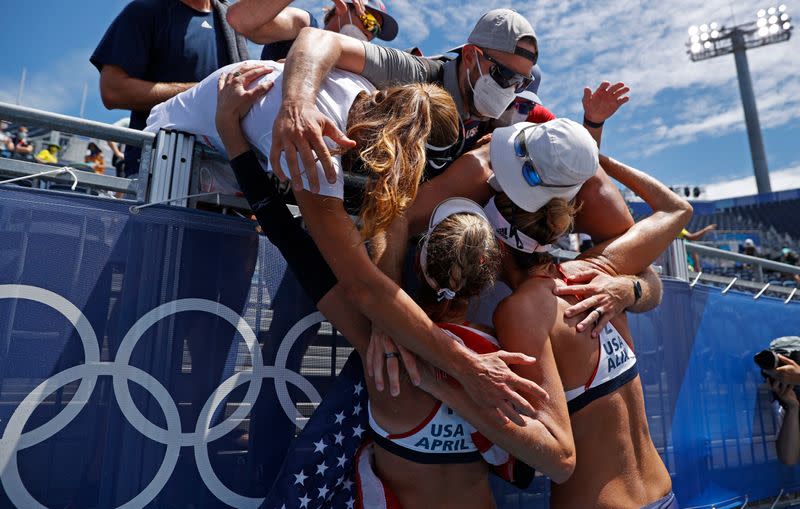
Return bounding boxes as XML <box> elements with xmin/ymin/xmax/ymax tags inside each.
<box><xmin>1</xmin><ymin>0</ymin><xmax>798</xmax><ymax>199</ymax></box>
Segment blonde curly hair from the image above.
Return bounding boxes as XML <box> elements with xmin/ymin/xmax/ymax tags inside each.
<box><xmin>346</xmin><ymin>83</ymin><xmax>460</xmax><ymax>240</ymax></box>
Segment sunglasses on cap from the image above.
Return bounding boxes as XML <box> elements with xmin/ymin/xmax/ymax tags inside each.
<box><xmin>425</xmin><ymin>123</ymin><xmax>465</xmax><ymax>171</ymax></box>
<box><xmin>479</xmin><ymin>49</ymin><xmax>535</xmax><ymax>93</ymax></box>
<box><xmin>359</xmin><ymin>11</ymin><xmax>382</xmax><ymax>37</ymax></box>
<box><xmin>514</xmin><ymin>127</ymin><xmax>574</xmax><ymax>188</ymax></box>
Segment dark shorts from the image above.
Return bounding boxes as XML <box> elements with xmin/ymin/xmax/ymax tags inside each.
<box><xmin>642</xmin><ymin>491</ymin><xmax>679</xmax><ymax>509</ymax></box>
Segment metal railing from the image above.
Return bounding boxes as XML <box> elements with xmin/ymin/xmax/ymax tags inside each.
<box><xmin>0</xmin><ymin>101</ymin><xmax>153</xmax><ymax>199</ymax></box>
<box><xmin>0</xmin><ymin>102</ymin><xmax>154</xmax><ymax>147</ymax></box>
<box><xmin>0</xmin><ymin>101</ymin><xmax>369</xmax><ymax>209</ymax></box>
<box><xmin>687</xmin><ymin>243</ymin><xmax>800</xmax><ymax>277</ymax></box>
<box><xmin>681</xmin><ymin>241</ymin><xmax>799</xmax><ymax>303</ymax></box>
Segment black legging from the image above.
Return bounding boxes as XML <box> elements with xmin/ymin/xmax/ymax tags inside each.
<box><xmin>229</xmin><ymin>150</ymin><xmax>337</xmax><ymax>304</ymax></box>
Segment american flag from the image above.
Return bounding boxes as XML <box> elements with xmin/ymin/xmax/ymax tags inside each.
<box><xmin>261</xmin><ymin>354</ymin><xmax>369</xmax><ymax>509</ymax></box>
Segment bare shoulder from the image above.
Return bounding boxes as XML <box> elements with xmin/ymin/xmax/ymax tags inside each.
<box><xmin>493</xmin><ymin>279</ymin><xmax>558</xmax><ymax>352</ymax></box>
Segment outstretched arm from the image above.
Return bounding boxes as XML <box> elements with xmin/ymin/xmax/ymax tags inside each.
<box><xmin>226</xmin><ymin>1</ymin><xmax>306</xmax><ymax>44</ymax></box>
<box><xmin>582</xmin><ymin>155</ymin><xmax>693</xmax><ymax>277</ymax></box>
<box><xmin>682</xmin><ymin>223</ymin><xmax>717</xmax><ymax>241</ymax></box>
<box><xmin>581</xmin><ymin>81</ymin><xmax>630</xmax><ymax>148</ymax></box>
<box><xmin>270</xmin><ymin>28</ymin><xmax>367</xmax><ymax>190</ymax></box>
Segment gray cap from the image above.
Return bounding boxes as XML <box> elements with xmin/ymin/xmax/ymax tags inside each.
<box><xmin>467</xmin><ymin>9</ymin><xmax>537</xmax><ymax>54</ymax></box>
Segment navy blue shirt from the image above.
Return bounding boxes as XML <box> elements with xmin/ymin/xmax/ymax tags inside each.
<box><xmin>91</xmin><ymin>0</ymin><xmax>229</xmax><ymax>176</ymax></box>
<box><xmin>260</xmin><ymin>10</ymin><xmax>319</xmax><ymax>61</ymax></box>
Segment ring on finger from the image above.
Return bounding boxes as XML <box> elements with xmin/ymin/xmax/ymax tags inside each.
<box><xmin>384</xmin><ymin>352</ymin><xmax>400</xmax><ymax>360</ymax></box>
<box><xmin>232</xmin><ymin>71</ymin><xmax>241</xmax><ymax>78</ymax></box>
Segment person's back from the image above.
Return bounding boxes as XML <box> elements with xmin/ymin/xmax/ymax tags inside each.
<box><xmin>527</xmin><ymin>265</ymin><xmax>671</xmax><ymax>509</ymax></box>
<box><xmin>482</xmin><ymin>120</ymin><xmax>689</xmax><ymax>507</ymax></box>
<box><xmin>368</xmin><ymin>331</ymin><xmax>495</xmax><ymax>509</ymax></box>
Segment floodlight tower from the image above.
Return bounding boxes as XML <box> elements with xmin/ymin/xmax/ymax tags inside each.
<box><xmin>687</xmin><ymin>6</ymin><xmax>793</xmax><ymax>194</ymax></box>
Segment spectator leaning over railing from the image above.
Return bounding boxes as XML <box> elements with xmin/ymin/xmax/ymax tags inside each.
<box><xmin>227</xmin><ymin>0</ymin><xmax>398</xmax><ymax>61</ymax></box>
<box><xmin>0</xmin><ymin>121</ymin><xmax>14</xmax><ymax>158</ymax></box>
<box><xmin>13</xmin><ymin>126</ymin><xmax>34</xmax><ymax>160</ymax></box>
<box><xmin>271</xmin><ymin>10</ymin><xmax>631</xmax><ymax>241</ymax></box>
<box><xmin>90</xmin><ymin>0</ymin><xmax>249</xmax><ymax>179</ymax></box>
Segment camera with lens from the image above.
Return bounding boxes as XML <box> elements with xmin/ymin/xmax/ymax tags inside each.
<box><xmin>754</xmin><ymin>336</ymin><xmax>800</xmax><ymax>375</ymax></box>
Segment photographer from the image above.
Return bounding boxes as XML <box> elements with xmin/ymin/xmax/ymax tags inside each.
<box><xmin>758</xmin><ymin>338</ymin><xmax>800</xmax><ymax>465</ymax></box>
<box><xmin>767</xmin><ymin>373</ymin><xmax>799</xmax><ymax>465</ymax></box>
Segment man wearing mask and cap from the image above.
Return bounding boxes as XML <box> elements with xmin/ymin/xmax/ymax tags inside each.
<box><xmin>271</xmin><ymin>8</ymin><xmax>541</xmax><ymax>175</ymax></box>
<box><xmin>227</xmin><ymin>0</ymin><xmax>398</xmax><ymax>61</ymax></box>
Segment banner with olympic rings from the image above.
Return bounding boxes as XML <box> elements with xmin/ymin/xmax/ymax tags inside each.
<box><xmin>0</xmin><ymin>187</ymin><xmax>799</xmax><ymax>508</ymax></box>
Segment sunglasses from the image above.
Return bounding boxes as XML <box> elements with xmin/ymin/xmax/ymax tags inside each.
<box><xmin>479</xmin><ymin>50</ymin><xmax>534</xmax><ymax>93</ymax></box>
<box><xmin>514</xmin><ymin>127</ymin><xmax>574</xmax><ymax>188</ymax></box>
<box><xmin>359</xmin><ymin>11</ymin><xmax>382</xmax><ymax>37</ymax></box>
<box><xmin>425</xmin><ymin>124</ymin><xmax>466</xmax><ymax>171</ymax></box>
<box><xmin>512</xmin><ymin>100</ymin><xmax>535</xmax><ymax>116</ymax></box>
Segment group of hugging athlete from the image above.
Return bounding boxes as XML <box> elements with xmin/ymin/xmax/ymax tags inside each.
<box><xmin>144</xmin><ymin>7</ymin><xmax>694</xmax><ymax>509</ymax></box>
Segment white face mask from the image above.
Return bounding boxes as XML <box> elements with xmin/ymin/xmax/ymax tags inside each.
<box><xmin>467</xmin><ymin>50</ymin><xmax>517</xmax><ymax>119</ymax></box>
<box><xmin>338</xmin><ymin>11</ymin><xmax>369</xmax><ymax>41</ymax></box>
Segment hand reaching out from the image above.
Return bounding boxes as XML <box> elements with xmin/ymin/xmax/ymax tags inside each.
<box><xmin>582</xmin><ymin>82</ymin><xmax>630</xmax><ymax>124</ymax></box>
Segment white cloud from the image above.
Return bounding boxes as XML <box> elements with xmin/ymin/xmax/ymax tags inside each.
<box><xmin>0</xmin><ymin>48</ymin><xmax>97</xmax><ymax>116</ymax></box>
<box><xmin>702</xmin><ymin>163</ymin><xmax>800</xmax><ymax>200</ymax></box>
<box><xmin>3</xmin><ymin>0</ymin><xmax>797</xmax><ymax>164</ymax></box>
<box><xmin>316</xmin><ymin>0</ymin><xmax>800</xmax><ymax>158</ymax></box>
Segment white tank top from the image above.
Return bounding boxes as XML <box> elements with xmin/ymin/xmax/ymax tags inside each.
<box><xmin>145</xmin><ymin>60</ymin><xmax>375</xmax><ymax>200</ymax></box>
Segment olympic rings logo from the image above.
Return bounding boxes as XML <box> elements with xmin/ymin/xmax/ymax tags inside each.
<box><xmin>0</xmin><ymin>285</ymin><xmax>325</xmax><ymax>509</ymax></box>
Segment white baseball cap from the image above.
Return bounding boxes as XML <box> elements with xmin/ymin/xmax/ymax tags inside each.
<box><xmin>490</xmin><ymin>119</ymin><xmax>598</xmax><ymax>212</ymax></box>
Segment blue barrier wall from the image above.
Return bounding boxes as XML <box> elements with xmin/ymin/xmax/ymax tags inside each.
<box><xmin>0</xmin><ymin>187</ymin><xmax>799</xmax><ymax>508</ymax></box>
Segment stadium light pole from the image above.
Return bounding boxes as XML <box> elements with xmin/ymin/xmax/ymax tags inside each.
<box><xmin>687</xmin><ymin>6</ymin><xmax>793</xmax><ymax>195</ymax></box>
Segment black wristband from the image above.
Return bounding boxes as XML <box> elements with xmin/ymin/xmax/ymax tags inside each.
<box><xmin>632</xmin><ymin>279</ymin><xmax>643</xmax><ymax>304</ymax></box>
<box><xmin>583</xmin><ymin>116</ymin><xmax>605</xmax><ymax>129</ymax></box>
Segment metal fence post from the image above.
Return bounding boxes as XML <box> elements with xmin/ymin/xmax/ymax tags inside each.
<box><xmin>665</xmin><ymin>238</ymin><xmax>690</xmax><ymax>281</ymax></box>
